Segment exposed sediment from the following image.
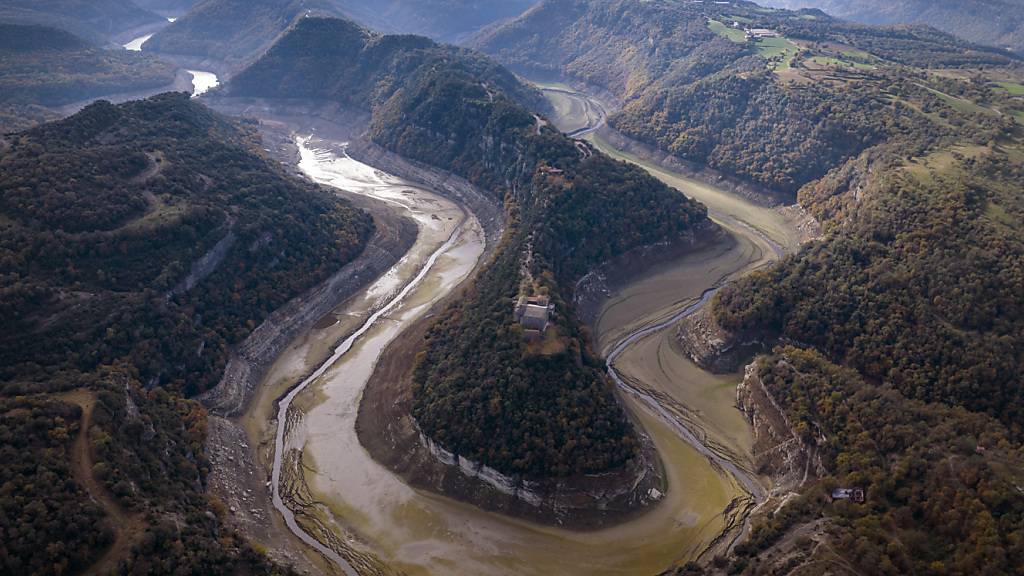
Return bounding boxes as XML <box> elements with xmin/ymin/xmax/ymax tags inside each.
<box><xmin>205</xmin><ymin>97</ymin><xmax>666</xmax><ymax>528</ymax></box>
<box><xmin>356</xmin><ymin>291</ymin><xmax>667</xmax><ymax>529</ymax></box>
<box><xmin>596</xmin><ymin>125</ymin><xmax>793</xmax><ymax>209</ymax></box>
<box><xmin>198</xmin><ymin>201</ymin><xmax>416</xmax><ymax>417</ymax></box>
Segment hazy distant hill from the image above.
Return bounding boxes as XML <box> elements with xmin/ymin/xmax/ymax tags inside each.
<box><xmin>145</xmin><ymin>0</ymin><xmax>345</xmax><ymax>69</ymax></box>
<box><xmin>132</xmin><ymin>0</ymin><xmax>199</xmax><ymax>17</ymax></box>
<box><xmin>0</xmin><ymin>0</ymin><xmax>165</xmax><ymax>43</ymax></box>
<box><xmin>0</xmin><ymin>23</ymin><xmax>176</xmax><ymax>131</ymax></box>
<box><xmin>332</xmin><ymin>0</ymin><xmax>536</xmax><ymax>42</ymax></box>
<box><xmin>764</xmin><ymin>0</ymin><xmax>1024</xmax><ymax>54</ymax></box>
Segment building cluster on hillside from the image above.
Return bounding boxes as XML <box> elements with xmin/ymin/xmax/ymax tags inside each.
<box><xmin>726</xmin><ymin>20</ymin><xmax>780</xmax><ymax>40</ymax></box>
<box><xmin>831</xmin><ymin>487</ymin><xmax>865</xmax><ymax>503</ymax></box>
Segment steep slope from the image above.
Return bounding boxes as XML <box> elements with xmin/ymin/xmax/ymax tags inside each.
<box><xmin>144</xmin><ymin>0</ymin><xmax>345</xmax><ymax>69</ymax></box>
<box><xmin>226</xmin><ymin>16</ymin><xmax>710</xmax><ymax>484</ymax></box>
<box><xmin>0</xmin><ymin>0</ymin><xmax>165</xmax><ymax>43</ymax></box>
<box><xmin>692</xmin><ymin>348</ymin><xmax>1024</xmax><ymax>576</ymax></box>
<box><xmin>765</xmin><ymin>0</ymin><xmax>1024</xmax><ymax>55</ymax></box>
<box><xmin>0</xmin><ymin>24</ymin><xmax>177</xmax><ymax>131</ymax></box>
<box><xmin>332</xmin><ymin>0</ymin><xmax>535</xmax><ymax>42</ymax></box>
<box><xmin>0</xmin><ymin>93</ymin><xmax>373</xmax><ymax>573</ymax></box>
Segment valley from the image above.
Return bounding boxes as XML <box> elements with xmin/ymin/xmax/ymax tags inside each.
<box><xmin>3</xmin><ymin>1</ymin><xmax>1024</xmax><ymax>575</ymax></box>
<box><xmin>197</xmin><ymin>81</ymin><xmax>805</xmax><ymax>575</ymax></box>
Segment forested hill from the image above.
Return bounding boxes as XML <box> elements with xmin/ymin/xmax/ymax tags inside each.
<box><xmin>0</xmin><ymin>93</ymin><xmax>372</xmax><ymax>574</ymax></box>
<box><xmin>474</xmin><ymin>0</ymin><xmax>1019</xmax><ymax>195</ymax></box>
<box><xmin>478</xmin><ymin>0</ymin><xmax>1024</xmax><ymax>567</ymax></box>
<box><xmin>331</xmin><ymin>0</ymin><xmax>535</xmax><ymax>42</ymax></box>
<box><xmin>225</xmin><ymin>16</ymin><xmax>545</xmax><ymax>112</ymax></box>
<box><xmin>0</xmin><ymin>0</ymin><xmax>165</xmax><ymax>44</ymax></box>
<box><xmin>765</xmin><ymin>0</ymin><xmax>1024</xmax><ymax>55</ymax></box>
<box><xmin>227</xmin><ymin>16</ymin><xmax>710</xmax><ymax>479</ymax></box>
<box><xmin>144</xmin><ymin>0</ymin><xmax>346</xmax><ymax>70</ymax></box>
<box><xmin>0</xmin><ymin>24</ymin><xmax>177</xmax><ymax>132</ymax></box>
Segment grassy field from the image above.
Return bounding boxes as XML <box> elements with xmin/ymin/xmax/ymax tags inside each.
<box><xmin>921</xmin><ymin>85</ymin><xmax>997</xmax><ymax>117</ymax></box>
<box><xmin>708</xmin><ymin>19</ymin><xmax>746</xmax><ymax>43</ymax></box>
<box><xmin>757</xmin><ymin>36</ymin><xmax>800</xmax><ymax>70</ymax></box>
<box><xmin>809</xmin><ymin>55</ymin><xmax>876</xmax><ymax>70</ymax></box>
<box><xmin>995</xmin><ymin>81</ymin><xmax>1024</xmax><ymax>96</ymax></box>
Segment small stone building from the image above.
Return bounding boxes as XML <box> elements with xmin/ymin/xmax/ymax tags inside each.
<box><xmin>515</xmin><ymin>295</ymin><xmax>551</xmax><ymax>333</ymax></box>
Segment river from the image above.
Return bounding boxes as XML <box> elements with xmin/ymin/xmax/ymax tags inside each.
<box><xmin>121</xmin><ymin>31</ymin><xmax>219</xmax><ymax>98</ymax></box>
<box><xmin>241</xmin><ymin>79</ymin><xmax>804</xmax><ymax>574</ymax></box>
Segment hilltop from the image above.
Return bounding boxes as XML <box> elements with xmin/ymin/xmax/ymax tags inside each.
<box><xmin>332</xmin><ymin>0</ymin><xmax>535</xmax><ymax>42</ymax></box>
<box><xmin>144</xmin><ymin>0</ymin><xmax>346</xmax><ymax>70</ymax></box>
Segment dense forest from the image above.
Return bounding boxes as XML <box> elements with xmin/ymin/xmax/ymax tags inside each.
<box><xmin>714</xmin><ymin>141</ymin><xmax>1024</xmax><ymax>437</ymax></box>
<box><xmin>0</xmin><ymin>24</ymin><xmax>176</xmax><ymax>131</ymax></box>
<box><xmin>0</xmin><ymin>93</ymin><xmax>372</xmax><ymax>573</ymax></box>
<box><xmin>228</xmin><ymin>16</ymin><xmax>709</xmax><ymax>478</ymax></box>
<box><xmin>481</xmin><ymin>0</ymin><xmax>1024</xmax><ymax>569</ymax></box>
<box><xmin>225</xmin><ymin>16</ymin><xmax>544</xmax><ymax>116</ymax></box>
<box><xmin>0</xmin><ymin>0</ymin><xmax>165</xmax><ymax>44</ymax></box>
<box><xmin>675</xmin><ymin>347</ymin><xmax>1024</xmax><ymax>575</ymax></box>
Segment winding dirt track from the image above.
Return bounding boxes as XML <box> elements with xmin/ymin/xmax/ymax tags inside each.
<box><xmin>56</xmin><ymin>390</ymin><xmax>143</xmax><ymax>576</ymax></box>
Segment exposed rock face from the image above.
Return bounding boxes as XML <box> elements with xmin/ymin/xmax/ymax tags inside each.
<box><xmin>675</xmin><ymin>306</ymin><xmax>768</xmax><ymax>373</ymax></box>
<box><xmin>736</xmin><ymin>361</ymin><xmax>825</xmax><ymax>493</ymax></box>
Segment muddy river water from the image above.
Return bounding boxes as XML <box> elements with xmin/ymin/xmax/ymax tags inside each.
<box><xmin>251</xmin><ymin>82</ymin><xmax>804</xmax><ymax>575</ymax></box>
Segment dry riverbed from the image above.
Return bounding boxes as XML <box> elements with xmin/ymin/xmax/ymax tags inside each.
<box><xmin>203</xmin><ymin>81</ymin><xmax>810</xmax><ymax>574</ymax></box>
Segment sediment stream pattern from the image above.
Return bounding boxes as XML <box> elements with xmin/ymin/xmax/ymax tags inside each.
<box><xmin>270</xmin><ymin>138</ymin><xmax>468</xmax><ymax>575</ymax></box>
<box><xmin>262</xmin><ymin>84</ymin><xmax>800</xmax><ymax>573</ymax></box>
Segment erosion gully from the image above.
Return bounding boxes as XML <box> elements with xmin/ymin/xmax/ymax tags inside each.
<box><xmin>247</xmin><ymin>82</ymin><xmax>802</xmax><ymax>576</ymax></box>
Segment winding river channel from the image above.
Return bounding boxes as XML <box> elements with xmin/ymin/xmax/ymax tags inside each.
<box><xmin>247</xmin><ymin>82</ymin><xmax>805</xmax><ymax>576</ymax></box>
<box><xmin>122</xmin><ymin>32</ymin><xmax>219</xmax><ymax>97</ymax></box>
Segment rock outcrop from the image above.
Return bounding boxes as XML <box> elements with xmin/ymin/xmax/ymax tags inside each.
<box><xmin>675</xmin><ymin>305</ymin><xmax>769</xmax><ymax>373</ymax></box>
<box><xmin>736</xmin><ymin>360</ymin><xmax>825</xmax><ymax>494</ymax></box>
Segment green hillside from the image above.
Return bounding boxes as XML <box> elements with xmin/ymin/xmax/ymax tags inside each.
<box><xmin>0</xmin><ymin>93</ymin><xmax>372</xmax><ymax>573</ymax></box>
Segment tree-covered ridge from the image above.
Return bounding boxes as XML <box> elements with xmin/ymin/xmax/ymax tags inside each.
<box><xmin>715</xmin><ymin>145</ymin><xmax>1024</xmax><ymax>436</ymax></box>
<box><xmin>144</xmin><ymin>0</ymin><xmax>347</xmax><ymax>69</ymax></box>
<box><xmin>0</xmin><ymin>93</ymin><xmax>372</xmax><ymax>573</ymax></box>
<box><xmin>410</xmin><ymin>139</ymin><xmax>706</xmax><ymax>477</ymax></box>
<box><xmin>228</xmin><ymin>16</ymin><xmax>708</xmax><ymax>478</ymax></box>
<box><xmin>1</xmin><ymin>92</ymin><xmax>373</xmax><ymax>398</ymax></box>
<box><xmin>0</xmin><ymin>24</ymin><xmax>176</xmax><ymax>131</ymax></box>
<box><xmin>226</xmin><ymin>16</ymin><xmax>545</xmax><ymax>114</ymax></box>
<box><xmin>766</xmin><ymin>0</ymin><xmax>1024</xmax><ymax>55</ymax></box>
<box><xmin>0</xmin><ymin>0</ymin><xmax>165</xmax><ymax>44</ymax></box>
<box><xmin>697</xmin><ymin>348</ymin><xmax>1024</xmax><ymax>575</ymax></box>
